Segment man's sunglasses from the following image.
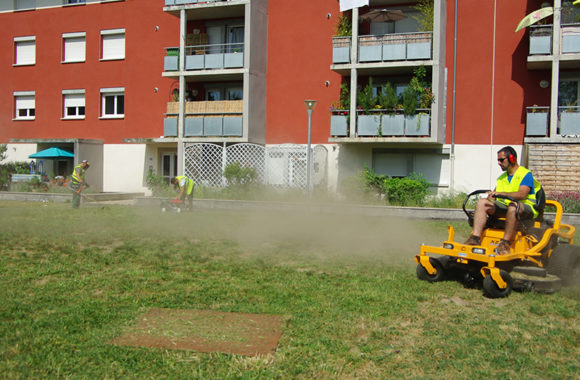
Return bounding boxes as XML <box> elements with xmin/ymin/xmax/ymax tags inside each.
<box><xmin>497</xmin><ymin>157</ymin><xmax>508</xmax><ymax>162</ymax></box>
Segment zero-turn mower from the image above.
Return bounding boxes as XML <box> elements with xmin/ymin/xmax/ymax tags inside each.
<box><xmin>415</xmin><ymin>190</ymin><xmax>578</xmax><ymax>298</ymax></box>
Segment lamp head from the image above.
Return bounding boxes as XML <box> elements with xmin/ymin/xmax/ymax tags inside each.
<box><xmin>304</xmin><ymin>100</ymin><xmax>317</xmax><ymax>111</ymax></box>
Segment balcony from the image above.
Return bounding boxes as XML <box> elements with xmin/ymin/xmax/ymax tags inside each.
<box><xmin>528</xmin><ymin>24</ymin><xmax>580</xmax><ymax>69</ymax></box>
<box><xmin>330</xmin><ymin>109</ymin><xmax>431</xmax><ymax>139</ymax></box>
<box><xmin>164</xmin><ymin>100</ymin><xmax>243</xmax><ymax>137</ymax></box>
<box><xmin>525</xmin><ymin>106</ymin><xmax>580</xmax><ymax>138</ymax></box>
<box><xmin>164</xmin><ymin>43</ymin><xmax>244</xmax><ymax>72</ymax></box>
<box><xmin>332</xmin><ymin>32</ymin><xmax>433</xmax><ymax>66</ymax></box>
<box><xmin>164</xmin><ymin>0</ymin><xmax>230</xmax><ymax>5</ymax></box>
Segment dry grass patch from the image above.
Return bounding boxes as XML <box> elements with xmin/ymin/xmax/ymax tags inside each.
<box><xmin>111</xmin><ymin>308</ymin><xmax>284</xmax><ymax>356</ymax></box>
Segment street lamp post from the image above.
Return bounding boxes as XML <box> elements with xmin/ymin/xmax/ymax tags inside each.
<box><xmin>304</xmin><ymin>100</ymin><xmax>317</xmax><ymax>198</ymax></box>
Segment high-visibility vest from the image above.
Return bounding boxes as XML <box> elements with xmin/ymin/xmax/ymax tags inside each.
<box><xmin>176</xmin><ymin>175</ymin><xmax>194</xmax><ymax>195</ymax></box>
<box><xmin>72</xmin><ymin>164</ymin><xmax>85</xmax><ymax>184</ymax></box>
<box><xmin>496</xmin><ymin>166</ymin><xmax>541</xmax><ymax>218</ymax></box>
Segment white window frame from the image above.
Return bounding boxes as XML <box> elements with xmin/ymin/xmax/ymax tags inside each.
<box><xmin>65</xmin><ymin>0</ymin><xmax>86</xmax><ymax>4</ymax></box>
<box><xmin>14</xmin><ymin>91</ymin><xmax>35</xmax><ymax>121</ymax></box>
<box><xmin>100</xmin><ymin>28</ymin><xmax>125</xmax><ymax>61</ymax></box>
<box><xmin>62</xmin><ymin>32</ymin><xmax>86</xmax><ymax>63</ymax></box>
<box><xmin>14</xmin><ymin>36</ymin><xmax>36</xmax><ymax>66</ymax></box>
<box><xmin>62</xmin><ymin>89</ymin><xmax>86</xmax><ymax>120</ymax></box>
<box><xmin>100</xmin><ymin>87</ymin><xmax>124</xmax><ymax>119</ymax></box>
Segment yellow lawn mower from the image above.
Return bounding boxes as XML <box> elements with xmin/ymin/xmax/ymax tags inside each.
<box><xmin>415</xmin><ymin>190</ymin><xmax>578</xmax><ymax>298</ymax></box>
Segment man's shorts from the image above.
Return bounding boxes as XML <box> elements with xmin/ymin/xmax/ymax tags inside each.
<box><xmin>494</xmin><ymin>200</ymin><xmax>534</xmax><ymax>219</ymax></box>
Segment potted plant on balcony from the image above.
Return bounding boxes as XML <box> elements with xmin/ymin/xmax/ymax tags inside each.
<box><xmin>333</xmin><ymin>14</ymin><xmax>352</xmax><ymax>64</ymax></box>
<box><xmin>357</xmin><ymin>79</ymin><xmax>381</xmax><ymax>136</ymax></box>
<box><xmin>330</xmin><ymin>83</ymin><xmax>350</xmax><ymax>136</ymax></box>
<box><xmin>378</xmin><ymin>82</ymin><xmax>404</xmax><ymax>136</ymax></box>
<box><xmin>404</xmin><ymin>67</ymin><xmax>434</xmax><ymax>136</ymax></box>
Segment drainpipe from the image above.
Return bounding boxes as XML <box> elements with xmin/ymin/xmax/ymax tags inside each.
<box><xmin>450</xmin><ymin>0</ymin><xmax>458</xmax><ymax>192</ymax></box>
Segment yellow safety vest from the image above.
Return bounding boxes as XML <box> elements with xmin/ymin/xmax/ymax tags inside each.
<box><xmin>496</xmin><ymin>166</ymin><xmax>541</xmax><ymax>218</ymax></box>
<box><xmin>176</xmin><ymin>175</ymin><xmax>194</xmax><ymax>195</ymax></box>
<box><xmin>72</xmin><ymin>164</ymin><xmax>85</xmax><ymax>184</ymax></box>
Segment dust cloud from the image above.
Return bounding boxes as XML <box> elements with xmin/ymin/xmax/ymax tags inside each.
<box><xmin>136</xmin><ymin>202</ymin><xmax>451</xmax><ymax>266</ymax></box>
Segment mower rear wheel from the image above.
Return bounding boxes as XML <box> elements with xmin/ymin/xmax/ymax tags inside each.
<box><xmin>483</xmin><ymin>270</ymin><xmax>513</xmax><ymax>298</ymax></box>
<box><xmin>416</xmin><ymin>257</ymin><xmax>445</xmax><ymax>283</ymax></box>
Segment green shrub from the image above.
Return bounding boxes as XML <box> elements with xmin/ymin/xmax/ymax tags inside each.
<box><xmin>381</xmin><ymin>172</ymin><xmax>431</xmax><ymax>206</ymax></box>
<box><xmin>223</xmin><ymin>162</ymin><xmax>258</xmax><ymax>187</ymax></box>
<box><xmin>146</xmin><ymin>171</ymin><xmax>174</xmax><ymax>197</ymax></box>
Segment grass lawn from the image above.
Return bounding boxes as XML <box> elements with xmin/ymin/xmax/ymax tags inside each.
<box><xmin>0</xmin><ymin>201</ymin><xmax>578</xmax><ymax>378</ymax></box>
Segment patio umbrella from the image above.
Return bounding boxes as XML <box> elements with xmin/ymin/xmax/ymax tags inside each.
<box><xmin>360</xmin><ymin>9</ymin><xmax>407</xmax><ymax>23</ymax></box>
<box><xmin>515</xmin><ymin>7</ymin><xmax>553</xmax><ymax>32</ymax></box>
<box><xmin>29</xmin><ymin>147</ymin><xmax>74</xmax><ymax>159</ymax></box>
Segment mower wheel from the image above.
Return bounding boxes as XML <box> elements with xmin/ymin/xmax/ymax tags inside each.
<box><xmin>483</xmin><ymin>270</ymin><xmax>513</xmax><ymax>298</ymax></box>
<box><xmin>416</xmin><ymin>257</ymin><xmax>445</xmax><ymax>282</ymax></box>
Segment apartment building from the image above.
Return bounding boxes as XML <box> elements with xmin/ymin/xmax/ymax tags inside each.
<box><xmin>2</xmin><ymin>0</ymin><xmax>579</xmax><ymax>194</ymax></box>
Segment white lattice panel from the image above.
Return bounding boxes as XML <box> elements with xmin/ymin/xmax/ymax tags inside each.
<box><xmin>184</xmin><ymin>143</ymin><xmax>224</xmax><ymax>187</ymax></box>
<box><xmin>226</xmin><ymin>143</ymin><xmax>266</xmax><ymax>183</ymax></box>
<box><xmin>183</xmin><ymin>143</ymin><xmax>327</xmax><ymax>190</ymax></box>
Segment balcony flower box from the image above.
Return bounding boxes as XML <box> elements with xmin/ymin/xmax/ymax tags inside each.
<box><xmin>330</xmin><ymin>115</ymin><xmax>348</xmax><ymax>136</ymax></box>
<box><xmin>560</xmin><ymin>110</ymin><xmax>580</xmax><ymax>136</ymax></box>
<box><xmin>381</xmin><ymin>113</ymin><xmax>404</xmax><ymax>136</ymax></box>
<box><xmin>405</xmin><ymin>113</ymin><xmax>430</xmax><ymax>136</ymax></box>
<box><xmin>357</xmin><ymin>114</ymin><xmax>380</xmax><ymax>136</ymax></box>
<box><xmin>525</xmin><ymin>111</ymin><xmax>549</xmax><ymax>136</ymax></box>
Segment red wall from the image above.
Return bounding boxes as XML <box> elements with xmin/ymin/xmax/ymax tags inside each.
<box><xmin>265</xmin><ymin>0</ymin><xmax>343</xmax><ymax>144</ymax></box>
<box><xmin>446</xmin><ymin>0</ymin><xmax>551</xmax><ymax>145</ymax></box>
<box><xmin>0</xmin><ymin>0</ymin><xmax>178</xmax><ymax>144</ymax></box>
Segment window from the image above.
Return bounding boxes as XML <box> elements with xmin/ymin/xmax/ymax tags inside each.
<box><xmin>62</xmin><ymin>90</ymin><xmax>85</xmax><ymax>119</ymax></box>
<box><xmin>14</xmin><ymin>36</ymin><xmax>35</xmax><ymax>66</ymax></box>
<box><xmin>101</xmin><ymin>29</ymin><xmax>125</xmax><ymax>60</ymax></box>
<box><xmin>205</xmin><ymin>83</ymin><xmax>243</xmax><ymax>101</ymax></box>
<box><xmin>66</xmin><ymin>0</ymin><xmax>86</xmax><ymax>4</ymax></box>
<box><xmin>100</xmin><ymin>88</ymin><xmax>124</xmax><ymax>118</ymax></box>
<box><xmin>62</xmin><ymin>32</ymin><xmax>86</xmax><ymax>63</ymax></box>
<box><xmin>14</xmin><ymin>91</ymin><xmax>35</xmax><ymax>120</ymax></box>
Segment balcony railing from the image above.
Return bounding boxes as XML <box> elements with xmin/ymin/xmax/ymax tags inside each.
<box><xmin>330</xmin><ymin>109</ymin><xmax>431</xmax><ymax>138</ymax></box>
<box><xmin>332</xmin><ymin>32</ymin><xmax>433</xmax><ymax>65</ymax></box>
<box><xmin>529</xmin><ymin>24</ymin><xmax>580</xmax><ymax>55</ymax></box>
<box><xmin>525</xmin><ymin>106</ymin><xmax>580</xmax><ymax>137</ymax></box>
<box><xmin>165</xmin><ymin>0</ymin><xmax>229</xmax><ymax>5</ymax></box>
<box><xmin>358</xmin><ymin>32</ymin><xmax>432</xmax><ymax>63</ymax></box>
<box><xmin>164</xmin><ymin>42</ymin><xmax>244</xmax><ymax>71</ymax></box>
<box><xmin>164</xmin><ymin>100</ymin><xmax>243</xmax><ymax>137</ymax></box>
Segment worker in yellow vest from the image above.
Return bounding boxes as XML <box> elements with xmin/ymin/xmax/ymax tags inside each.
<box><xmin>71</xmin><ymin>160</ymin><xmax>90</xmax><ymax>209</ymax></box>
<box><xmin>464</xmin><ymin>146</ymin><xmax>542</xmax><ymax>255</ymax></box>
<box><xmin>172</xmin><ymin>175</ymin><xmax>195</xmax><ymax>209</ymax></box>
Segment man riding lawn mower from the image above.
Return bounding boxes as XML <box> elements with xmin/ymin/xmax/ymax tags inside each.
<box><xmin>415</xmin><ymin>147</ymin><xmax>578</xmax><ymax>298</ymax></box>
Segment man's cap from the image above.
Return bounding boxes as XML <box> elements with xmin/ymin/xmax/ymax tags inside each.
<box><xmin>82</xmin><ymin>160</ymin><xmax>90</xmax><ymax>167</ymax></box>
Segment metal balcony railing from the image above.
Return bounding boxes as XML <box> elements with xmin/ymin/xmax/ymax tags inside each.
<box><xmin>525</xmin><ymin>106</ymin><xmax>580</xmax><ymax>137</ymax></box>
<box><xmin>358</xmin><ymin>32</ymin><xmax>433</xmax><ymax>63</ymax></box>
<box><xmin>164</xmin><ymin>42</ymin><xmax>244</xmax><ymax>71</ymax></box>
<box><xmin>330</xmin><ymin>108</ymin><xmax>432</xmax><ymax>138</ymax></box>
<box><xmin>164</xmin><ymin>100</ymin><xmax>244</xmax><ymax>137</ymax></box>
